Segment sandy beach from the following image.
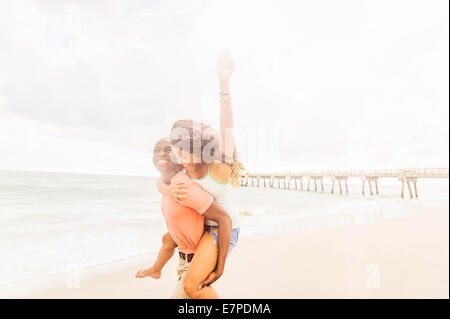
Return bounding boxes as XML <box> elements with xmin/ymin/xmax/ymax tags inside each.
<box><xmin>0</xmin><ymin>0</ymin><xmax>448</xmax><ymax>302</ymax></box>
<box><xmin>2</xmin><ymin>204</ymin><xmax>447</xmax><ymax>299</ymax></box>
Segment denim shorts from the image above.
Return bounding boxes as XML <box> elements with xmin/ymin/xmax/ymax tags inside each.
<box><xmin>207</xmin><ymin>226</ymin><xmax>240</xmax><ymax>256</ymax></box>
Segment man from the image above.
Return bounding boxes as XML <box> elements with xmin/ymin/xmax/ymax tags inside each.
<box><xmin>135</xmin><ymin>138</ymin><xmax>233</xmax><ymax>298</ymax></box>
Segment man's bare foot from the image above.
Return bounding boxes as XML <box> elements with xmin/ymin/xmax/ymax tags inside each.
<box><xmin>135</xmin><ymin>267</ymin><xmax>161</xmax><ymax>279</ymax></box>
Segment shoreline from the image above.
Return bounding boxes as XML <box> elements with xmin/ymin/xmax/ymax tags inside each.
<box><xmin>0</xmin><ymin>199</ymin><xmax>433</xmax><ymax>289</ymax></box>
<box><xmin>0</xmin><ymin>250</ymin><xmax>159</xmax><ymax>288</ymax></box>
<box><xmin>2</xmin><ymin>205</ymin><xmax>448</xmax><ymax>299</ymax></box>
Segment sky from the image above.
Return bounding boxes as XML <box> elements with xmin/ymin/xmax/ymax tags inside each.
<box><xmin>0</xmin><ymin>0</ymin><xmax>448</xmax><ymax>176</ymax></box>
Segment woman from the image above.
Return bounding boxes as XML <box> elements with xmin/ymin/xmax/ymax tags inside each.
<box><xmin>162</xmin><ymin>50</ymin><xmax>241</xmax><ymax>290</ymax></box>
<box><xmin>137</xmin><ymin>51</ymin><xmax>240</xmax><ymax>298</ymax></box>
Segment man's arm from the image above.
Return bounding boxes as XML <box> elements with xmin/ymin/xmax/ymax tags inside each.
<box><xmin>200</xmin><ymin>201</ymin><xmax>232</xmax><ymax>288</ymax></box>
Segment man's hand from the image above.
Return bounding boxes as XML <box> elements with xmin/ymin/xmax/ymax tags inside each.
<box><xmin>199</xmin><ymin>268</ymin><xmax>224</xmax><ymax>289</ymax></box>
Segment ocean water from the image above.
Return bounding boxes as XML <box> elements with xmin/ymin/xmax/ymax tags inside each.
<box><xmin>0</xmin><ymin>170</ymin><xmax>448</xmax><ymax>285</ymax></box>
<box><xmin>0</xmin><ymin>170</ymin><xmax>164</xmax><ymax>285</ymax></box>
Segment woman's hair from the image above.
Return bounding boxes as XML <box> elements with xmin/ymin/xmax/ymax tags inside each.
<box><xmin>170</xmin><ymin>119</ymin><xmax>243</xmax><ymax>187</ymax></box>
<box><xmin>229</xmin><ymin>146</ymin><xmax>244</xmax><ymax>187</ymax></box>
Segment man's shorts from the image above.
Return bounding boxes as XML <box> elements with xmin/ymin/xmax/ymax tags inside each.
<box><xmin>171</xmin><ymin>255</ymin><xmax>192</xmax><ymax>299</ymax></box>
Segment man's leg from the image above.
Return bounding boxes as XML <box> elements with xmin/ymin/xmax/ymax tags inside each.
<box><xmin>171</xmin><ymin>255</ymin><xmax>191</xmax><ymax>299</ymax></box>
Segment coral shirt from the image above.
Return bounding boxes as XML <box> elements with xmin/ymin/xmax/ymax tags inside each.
<box><xmin>160</xmin><ymin>172</ymin><xmax>213</xmax><ymax>254</ymax></box>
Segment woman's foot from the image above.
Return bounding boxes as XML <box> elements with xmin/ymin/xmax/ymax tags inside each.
<box><xmin>147</xmin><ymin>267</ymin><xmax>161</xmax><ymax>279</ymax></box>
<box><xmin>135</xmin><ymin>267</ymin><xmax>161</xmax><ymax>279</ymax></box>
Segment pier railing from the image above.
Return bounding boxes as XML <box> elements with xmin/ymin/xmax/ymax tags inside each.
<box><xmin>239</xmin><ymin>168</ymin><xmax>449</xmax><ymax>199</ymax></box>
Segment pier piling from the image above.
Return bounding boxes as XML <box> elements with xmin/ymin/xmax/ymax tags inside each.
<box><xmin>239</xmin><ymin>168</ymin><xmax>447</xmax><ymax>199</ymax></box>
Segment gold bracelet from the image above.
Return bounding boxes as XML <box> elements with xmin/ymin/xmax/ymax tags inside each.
<box><xmin>220</xmin><ymin>92</ymin><xmax>231</xmax><ymax>104</ymax></box>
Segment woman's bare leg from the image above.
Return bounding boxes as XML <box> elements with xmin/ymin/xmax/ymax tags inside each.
<box><xmin>183</xmin><ymin>231</ymin><xmax>218</xmax><ymax>299</ymax></box>
<box><xmin>135</xmin><ymin>232</ymin><xmax>176</xmax><ymax>279</ymax></box>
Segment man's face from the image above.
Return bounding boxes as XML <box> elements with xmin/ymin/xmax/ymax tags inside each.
<box><xmin>153</xmin><ymin>140</ymin><xmax>174</xmax><ymax>173</ymax></box>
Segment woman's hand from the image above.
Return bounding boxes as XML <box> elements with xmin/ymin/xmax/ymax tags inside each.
<box><xmin>168</xmin><ymin>182</ymin><xmax>188</xmax><ymax>203</ymax></box>
<box><xmin>216</xmin><ymin>50</ymin><xmax>236</xmax><ymax>82</ymax></box>
<box><xmin>199</xmin><ymin>268</ymin><xmax>224</xmax><ymax>289</ymax></box>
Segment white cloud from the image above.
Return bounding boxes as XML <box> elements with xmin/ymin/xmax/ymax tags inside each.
<box><xmin>0</xmin><ymin>0</ymin><xmax>448</xmax><ymax>174</ymax></box>
<box><xmin>0</xmin><ymin>113</ymin><xmax>157</xmax><ymax>176</ymax></box>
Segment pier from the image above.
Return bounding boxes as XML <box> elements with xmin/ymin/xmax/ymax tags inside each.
<box><xmin>239</xmin><ymin>168</ymin><xmax>449</xmax><ymax>199</ymax></box>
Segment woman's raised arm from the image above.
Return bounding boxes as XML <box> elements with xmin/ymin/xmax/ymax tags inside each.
<box><xmin>216</xmin><ymin>51</ymin><xmax>236</xmax><ymax>164</ymax></box>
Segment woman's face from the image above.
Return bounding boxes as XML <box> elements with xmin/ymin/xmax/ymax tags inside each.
<box><xmin>153</xmin><ymin>140</ymin><xmax>175</xmax><ymax>173</ymax></box>
<box><xmin>172</xmin><ymin>145</ymin><xmax>200</xmax><ymax>170</ymax></box>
